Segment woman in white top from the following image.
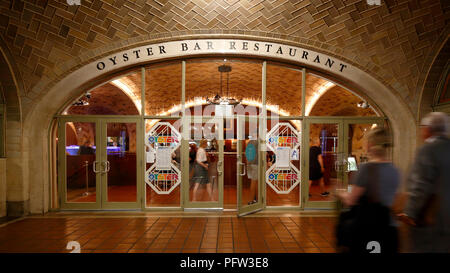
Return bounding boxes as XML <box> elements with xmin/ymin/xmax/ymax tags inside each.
<box><xmin>192</xmin><ymin>139</ymin><xmax>211</xmax><ymax>201</ymax></box>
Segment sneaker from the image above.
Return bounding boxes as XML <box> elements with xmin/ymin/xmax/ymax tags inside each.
<box><xmin>247</xmin><ymin>199</ymin><xmax>257</xmax><ymax>205</ymax></box>
<box><xmin>320</xmin><ymin>192</ymin><xmax>329</xmax><ymax>197</ymax></box>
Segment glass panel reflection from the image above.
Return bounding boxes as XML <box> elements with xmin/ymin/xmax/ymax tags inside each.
<box><xmin>265</xmin><ymin>119</ymin><xmax>301</xmax><ymax>207</ymax></box>
<box><xmin>145</xmin><ymin>119</ymin><xmax>181</xmax><ymax>207</ymax></box>
<box><xmin>64</xmin><ymin>70</ymin><xmax>141</xmax><ymax>115</ymax></box>
<box><xmin>145</xmin><ymin>63</ymin><xmax>182</xmax><ymax>116</ymax></box>
<box><xmin>240</xmin><ymin>118</ymin><xmax>259</xmax><ymax>206</ymax></box>
<box><xmin>306</xmin><ymin>74</ymin><xmax>377</xmax><ymax>117</ymax></box>
<box><xmin>347</xmin><ymin>123</ymin><xmax>379</xmax><ymax>188</ymax></box>
<box><xmin>65</xmin><ymin>122</ymin><xmax>96</xmax><ymax>202</ymax></box>
<box><xmin>106</xmin><ymin>122</ymin><xmax>137</xmax><ymax>202</ymax></box>
<box><xmin>308</xmin><ymin>123</ymin><xmax>341</xmax><ymax>201</ymax></box>
<box><xmin>186</xmin><ymin>58</ymin><xmax>262</xmax><ymax>117</ymax></box>
<box><xmin>223</xmin><ymin>118</ymin><xmax>237</xmax><ymax>209</ymax></box>
<box><xmin>189</xmin><ymin>120</ymin><xmax>219</xmax><ymax>202</ymax></box>
<box><xmin>266</xmin><ymin>63</ymin><xmax>302</xmax><ymax>116</ymax></box>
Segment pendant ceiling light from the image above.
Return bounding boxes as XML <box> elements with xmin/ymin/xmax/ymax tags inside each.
<box><xmin>206</xmin><ymin>62</ymin><xmax>240</xmax><ymax>106</ymax></box>
<box><xmin>72</xmin><ymin>91</ymin><xmax>91</xmax><ymax>106</ymax></box>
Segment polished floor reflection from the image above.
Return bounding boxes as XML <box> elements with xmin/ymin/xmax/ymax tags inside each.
<box><xmin>308</xmin><ymin>183</ymin><xmax>335</xmax><ymax>201</ymax></box>
<box><xmin>0</xmin><ymin>216</ymin><xmax>338</xmax><ymax>253</ymax></box>
<box><xmin>68</xmin><ymin>183</ymin><xmax>335</xmax><ymax>206</ymax></box>
<box><xmin>67</xmin><ymin>185</ymin><xmax>137</xmax><ymax>203</ymax></box>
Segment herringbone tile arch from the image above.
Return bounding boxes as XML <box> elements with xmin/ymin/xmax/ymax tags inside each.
<box><xmin>0</xmin><ymin>0</ymin><xmax>448</xmax><ymax>117</ymax></box>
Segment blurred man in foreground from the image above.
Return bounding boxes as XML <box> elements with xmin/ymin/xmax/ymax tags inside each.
<box><xmin>398</xmin><ymin>112</ymin><xmax>450</xmax><ymax>252</ymax></box>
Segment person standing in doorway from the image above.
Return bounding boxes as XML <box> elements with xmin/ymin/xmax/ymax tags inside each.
<box><xmin>309</xmin><ymin>138</ymin><xmax>328</xmax><ymax>197</ymax></box>
<box><xmin>192</xmin><ymin>139</ymin><xmax>211</xmax><ymax>201</ymax></box>
<box><xmin>189</xmin><ymin>143</ymin><xmax>198</xmax><ymax>188</ymax></box>
<box><xmin>246</xmin><ymin>127</ymin><xmax>259</xmax><ymax>205</ymax></box>
<box><xmin>398</xmin><ymin>112</ymin><xmax>450</xmax><ymax>252</ymax></box>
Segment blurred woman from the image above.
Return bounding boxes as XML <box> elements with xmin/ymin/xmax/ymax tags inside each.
<box><xmin>336</xmin><ymin>127</ymin><xmax>400</xmax><ymax>253</ymax></box>
<box><xmin>189</xmin><ymin>143</ymin><xmax>198</xmax><ymax>187</ymax></box>
<box><xmin>192</xmin><ymin>139</ymin><xmax>211</xmax><ymax>201</ymax></box>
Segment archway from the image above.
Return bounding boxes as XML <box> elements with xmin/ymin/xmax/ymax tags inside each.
<box><xmin>22</xmin><ymin>36</ymin><xmax>416</xmax><ymax>213</ymax></box>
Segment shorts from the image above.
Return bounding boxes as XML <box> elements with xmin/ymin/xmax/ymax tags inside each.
<box><xmin>192</xmin><ymin>162</ymin><xmax>209</xmax><ymax>184</ymax></box>
<box><xmin>309</xmin><ymin>166</ymin><xmax>323</xmax><ymax>180</ymax></box>
<box><xmin>247</xmin><ymin>164</ymin><xmax>258</xmax><ymax>180</ymax></box>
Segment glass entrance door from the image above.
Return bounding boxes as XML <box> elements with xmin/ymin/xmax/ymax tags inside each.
<box><xmin>58</xmin><ymin>117</ymin><xmax>141</xmax><ymax>210</ymax></box>
<box><xmin>59</xmin><ymin>118</ymin><xmax>100</xmax><ymax>209</ymax></box>
<box><xmin>304</xmin><ymin>118</ymin><xmax>386</xmax><ymax>209</ymax></box>
<box><xmin>237</xmin><ymin>115</ymin><xmax>264</xmax><ymax>216</ymax></box>
<box><xmin>343</xmin><ymin>119</ymin><xmax>385</xmax><ymax>191</ymax></box>
<box><xmin>304</xmin><ymin>119</ymin><xmax>344</xmax><ymax>209</ymax></box>
<box><xmin>183</xmin><ymin>116</ymin><xmax>224</xmax><ymax>209</ymax></box>
<box><xmin>101</xmin><ymin>119</ymin><xmax>141</xmax><ymax>209</ymax></box>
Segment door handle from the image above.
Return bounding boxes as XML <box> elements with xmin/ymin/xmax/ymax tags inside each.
<box><xmin>343</xmin><ymin>158</ymin><xmax>350</xmax><ymax>173</ymax></box>
<box><xmin>210</xmin><ymin>176</ymin><xmax>217</xmax><ymax>187</ymax></box>
<box><xmin>217</xmin><ymin>161</ymin><xmax>223</xmax><ymax>176</ymax></box>
<box><xmin>239</xmin><ymin>162</ymin><xmax>246</xmax><ymax>176</ymax></box>
<box><xmin>100</xmin><ymin>161</ymin><xmax>110</xmax><ymax>173</ymax></box>
<box><xmin>93</xmin><ymin>161</ymin><xmax>100</xmax><ymax>173</ymax></box>
<box><xmin>105</xmin><ymin>161</ymin><xmax>110</xmax><ymax>173</ymax></box>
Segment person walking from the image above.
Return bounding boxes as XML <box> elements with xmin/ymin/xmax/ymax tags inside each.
<box><xmin>192</xmin><ymin>139</ymin><xmax>211</xmax><ymax>201</ymax></box>
<box><xmin>398</xmin><ymin>112</ymin><xmax>450</xmax><ymax>252</ymax></box>
<box><xmin>336</xmin><ymin>127</ymin><xmax>400</xmax><ymax>253</ymax></box>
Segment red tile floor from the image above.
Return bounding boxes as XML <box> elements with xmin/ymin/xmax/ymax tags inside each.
<box><xmin>0</xmin><ymin>215</ymin><xmax>339</xmax><ymax>253</ymax></box>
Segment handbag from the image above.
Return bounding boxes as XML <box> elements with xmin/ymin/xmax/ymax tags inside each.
<box><xmin>336</xmin><ymin>163</ymin><xmax>393</xmax><ymax>253</ymax></box>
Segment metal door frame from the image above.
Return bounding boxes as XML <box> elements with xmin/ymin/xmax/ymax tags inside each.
<box><xmin>342</xmin><ymin>118</ymin><xmax>385</xmax><ymax>190</ymax></box>
<box><xmin>237</xmin><ymin>115</ymin><xmax>265</xmax><ymax>216</ymax></box>
<box><xmin>58</xmin><ymin>116</ymin><xmax>142</xmax><ymax>210</ymax></box>
<box><xmin>100</xmin><ymin>117</ymin><xmax>142</xmax><ymax>210</ymax></box>
<box><xmin>264</xmin><ymin>116</ymin><xmax>303</xmax><ymax>210</ymax></box>
<box><xmin>303</xmin><ymin>116</ymin><xmax>386</xmax><ymax>209</ymax></box>
<box><xmin>303</xmin><ymin>117</ymin><xmax>344</xmax><ymax>209</ymax></box>
<box><xmin>182</xmin><ymin>115</ymin><xmax>224</xmax><ymax>209</ymax></box>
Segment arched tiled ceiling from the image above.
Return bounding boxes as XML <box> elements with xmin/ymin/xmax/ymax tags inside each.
<box><xmin>67</xmin><ymin>59</ymin><xmax>376</xmax><ymax>116</ymax></box>
<box><xmin>67</xmin><ymin>58</ymin><xmax>378</xmax><ymax>117</ymax></box>
<box><xmin>0</xmin><ymin>0</ymin><xmax>448</xmax><ymax>120</ymax></box>
<box><xmin>309</xmin><ymin>85</ymin><xmax>377</xmax><ymax>116</ymax></box>
<box><xmin>185</xmin><ymin>59</ymin><xmax>262</xmax><ymax>107</ymax></box>
<box><xmin>418</xmin><ymin>38</ymin><xmax>450</xmax><ymax>118</ymax></box>
<box><xmin>67</xmin><ymin>82</ymin><xmax>139</xmax><ymax>115</ymax></box>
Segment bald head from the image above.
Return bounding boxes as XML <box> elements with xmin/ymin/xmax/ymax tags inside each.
<box><xmin>420</xmin><ymin>112</ymin><xmax>449</xmax><ymax>139</ymax></box>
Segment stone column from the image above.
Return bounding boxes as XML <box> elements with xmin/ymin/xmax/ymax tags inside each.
<box><xmin>0</xmin><ymin>158</ymin><xmax>6</xmax><ymax>219</ymax></box>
